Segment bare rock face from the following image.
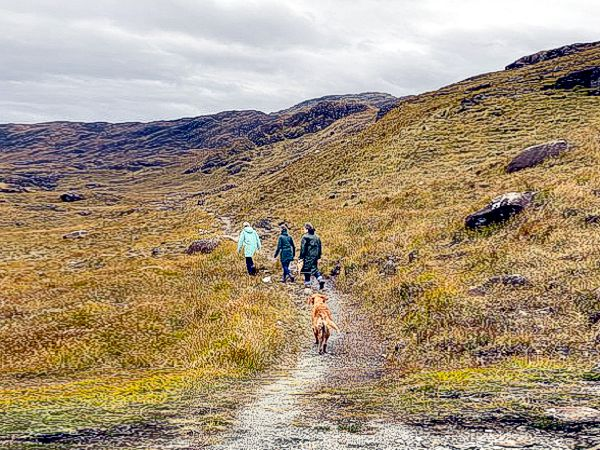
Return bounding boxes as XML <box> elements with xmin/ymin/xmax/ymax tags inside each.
<box><xmin>465</xmin><ymin>192</ymin><xmax>535</xmax><ymax>230</ymax></box>
<box><xmin>551</xmin><ymin>66</ymin><xmax>600</xmax><ymax>95</ymax></box>
<box><xmin>60</xmin><ymin>192</ymin><xmax>85</xmax><ymax>202</ymax></box>
<box><xmin>506</xmin><ymin>140</ymin><xmax>570</xmax><ymax>173</ymax></box>
<box><xmin>185</xmin><ymin>239</ymin><xmax>219</xmax><ymax>255</ymax></box>
<box><xmin>506</xmin><ymin>41</ymin><xmax>600</xmax><ymax>70</ymax></box>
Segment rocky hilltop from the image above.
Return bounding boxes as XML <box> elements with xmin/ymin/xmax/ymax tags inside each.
<box><xmin>0</xmin><ymin>93</ymin><xmax>396</xmax><ymax>164</ymax></box>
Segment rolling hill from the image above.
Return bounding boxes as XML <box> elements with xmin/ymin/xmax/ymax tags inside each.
<box><xmin>2</xmin><ymin>41</ymin><xmax>600</xmax><ymax>444</ymax></box>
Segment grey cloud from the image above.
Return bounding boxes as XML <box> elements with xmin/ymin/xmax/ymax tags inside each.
<box><xmin>0</xmin><ymin>0</ymin><xmax>598</xmax><ymax>123</ymax></box>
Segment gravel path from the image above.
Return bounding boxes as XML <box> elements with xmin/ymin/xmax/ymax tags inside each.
<box><xmin>210</xmin><ymin>285</ymin><xmax>576</xmax><ymax>450</ymax></box>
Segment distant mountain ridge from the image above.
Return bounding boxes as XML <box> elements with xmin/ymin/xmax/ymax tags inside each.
<box><xmin>0</xmin><ymin>93</ymin><xmax>397</xmax><ymax>164</ymax></box>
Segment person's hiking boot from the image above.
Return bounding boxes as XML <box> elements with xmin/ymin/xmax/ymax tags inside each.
<box><xmin>289</xmin><ymin>275</ymin><xmax>295</xmax><ymax>283</ymax></box>
<box><xmin>319</xmin><ymin>280</ymin><xmax>325</xmax><ymax>290</ymax></box>
<box><xmin>281</xmin><ymin>276</ymin><xmax>287</xmax><ymax>283</ymax></box>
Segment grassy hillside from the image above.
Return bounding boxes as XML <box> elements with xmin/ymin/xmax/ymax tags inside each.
<box><xmin>210</xmin><ymin>44</ymin><xmax>600</xmax><ymax>422</ymax></box>
<box><xmin>2</xmin><ymin>42</ymin><xmax>600</xmax><ymax>439</ymax></box>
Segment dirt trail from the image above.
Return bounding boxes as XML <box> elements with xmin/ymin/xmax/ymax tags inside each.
<box><xmin>209</xmin><ymin>283</ymin><xmax>575</xmax><ymax>449</ymax></box>
<box><xmin>209</xmin><ymin>215</ymin><xmax>576</xmax><ymax>449</ymax></box>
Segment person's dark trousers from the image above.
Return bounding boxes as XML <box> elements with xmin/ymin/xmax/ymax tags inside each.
<box><xmin>304</xmin><ymin>271</ymin><xmax>322</xmax><ymax>283</ymax></box>
<box><xmin>282</xmin><ymin>261</ymin><xmax>293</xmax><ymax>281</ymax></box>
<box><xmin>245</xmin><ymin>257</ymin><xmax>256</xmax><ymax>275</ymax></box>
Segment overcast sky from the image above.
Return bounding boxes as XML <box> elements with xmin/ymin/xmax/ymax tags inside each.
<box><xmin>1</xmin><ymin>0</ymin><xmax>598</xmax><ymax>123</ymax></box>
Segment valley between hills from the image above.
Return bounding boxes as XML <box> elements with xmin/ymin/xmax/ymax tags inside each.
<box><xmin>2</xmin><ymin>42</ymin><xmax>600</xmax><ymax>448</ymax></box>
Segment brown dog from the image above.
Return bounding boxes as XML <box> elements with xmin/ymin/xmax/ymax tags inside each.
<box><xmin>307</xmin><ymin>293</ymin><xmax>339</xmax><ymax>354</ymax></box>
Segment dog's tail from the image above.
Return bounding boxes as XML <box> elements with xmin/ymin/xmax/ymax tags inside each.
<box><xmin>325</xmin><ymin>318</ymin><xmax>339</xmax><ymax>332</ymax></box>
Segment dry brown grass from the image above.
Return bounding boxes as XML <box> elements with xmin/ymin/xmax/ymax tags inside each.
<box><xmin>206</xmin><ymin>45</ymin><xmax>600</xmax><ymax>417</ymax></box>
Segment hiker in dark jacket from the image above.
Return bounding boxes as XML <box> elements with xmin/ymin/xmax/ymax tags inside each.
<box><xmin>299</xmin><ymin>222</ymin><xmax>325</xmax><ymax>290</ymax></box>
<box><xmin>274</xmin><ymin>225</ymin><xmax>295</xmax><ymax>283</ymax></box>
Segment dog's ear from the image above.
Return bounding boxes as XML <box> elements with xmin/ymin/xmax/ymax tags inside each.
<box><xmin>319</xmin><ymin>294</ymin><xmax>329</xmax><ymax>302</ymax></box>
<box><xmin>306</xmin><ymin>295</ymin><xmax>314</xmax><ymax>305</ymax></box>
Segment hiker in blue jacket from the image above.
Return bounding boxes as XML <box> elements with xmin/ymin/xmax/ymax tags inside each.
<box><xmin>274</xmin><ymin>224</ymin><xmax>295</xmax><ymax>283</ymax></box>
<box><xmin>237</xmin><ymin>221</ymin><xmax>261</xmax><ymax>275</ymax></box>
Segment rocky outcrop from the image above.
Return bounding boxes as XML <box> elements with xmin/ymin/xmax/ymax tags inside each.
<box><xmin>506</xmin><ymin>41</ymin><xmax>600</xmax><ymax>70</ymax></box>
<box><xmin>60</xmin><ymin>192</ymin><xmax>85</xmax><ymax>202</ymax></box>
<box><xmin>185</xmin><ymin>239</ymin><xmax>219</xmax><ymax>255</ymax></box>
<box><xmin>550</xmin><ymin>66</ymin><xmax>600</xmax><ymax>95</ymax></box>
<box><xmin>466</xmin><ymin>192</ymin><xmax>535</xmax><ymax>230</ymax></box>
<box><xmin>506</xmin><ymin>140</ymin><xmax>571</xmax><ymax>173</ymax></box>
<box><xmin>63</xmin><ymin>230</ymin><xmax>88</xmax><ymax>239</ymax></box>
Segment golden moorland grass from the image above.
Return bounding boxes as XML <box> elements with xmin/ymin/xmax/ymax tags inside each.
<box><xmin>208</xmin><ymin>46</ymin><xmax>600</xmax><ymax>418</ymax></box>
<box><xmin>0</xmin><ymin>186</ymin><xmax>302</xmax><ymax>435</ymax></box>
<box><xmin>2</xmin><ymin>44</ymin><xmax>600</xmax><ymax>435</ymax></box>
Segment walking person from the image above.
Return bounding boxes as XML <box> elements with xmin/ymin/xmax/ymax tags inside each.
<box><xmin>237</xmin><ymin>221</ymin><xmax>261</xmax><ymax>275</ymax></box>
<box><xmin>299</xmin><ymin>222</ymin><xmax>325</xmax><ymax>290</ymax></box>
<box><xmin>274</xmin><ymin>224</ymin><xmax>295</xmax><ymax>283</ymax></box>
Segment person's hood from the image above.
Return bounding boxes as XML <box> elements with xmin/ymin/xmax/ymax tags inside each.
<box><xmin>243</xmin><ymin>226</ymin><xmax>255</xmax><ymax>233</ymax></box>
<box><xmin>280</xmin><ymin>229</ymin><xmax>288</xmax><ymax>235</ymax></box>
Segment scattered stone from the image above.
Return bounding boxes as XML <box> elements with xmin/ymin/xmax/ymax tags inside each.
<box><xmin>408</xmin><ymin>250</ymin><xmax>418</xmax><ymax>263</ymax></box>
<box><xmin>496</xmin><ymin>438</ymin><xmax>537</xmax><ymax>448</ymax></box>
<box><xmin>562</xmin><ymin>208</ymin><xmax>580</xmax><ymax>218</ymax></box>
<box><xmin>63</xmin><ymin>230</ymin><xmax>88</xmax><ymax>239</ymax></box>
<box><xmin>77</xmin><ymin>210</ymin><xmax>92</xmax><ymax>216</ymax></box>
<box><xmin>330</xmin><ymin>261</ymin><xmax>342</xmax><ymax>277</ymax></box>
<box><xmin>585</xmin><ymin>215</ymin><xmax>600</xmax><ymax>225</ymax></box>
<box><xmin>0</xmin><ymin>185</ymin><xmax>29</xmax><ymax>193</ymax></box>
<box><xmin>60</xmin><ymin>192</ymin><xmax>85</xmax><ymax>202</ymax></box>
<box><xmin>469</xmin><ymin>274</ymin><xmax>529</xmax><ymax>296</ymax></box>
<box><xmin>185</xmin><ymin>239</ymin><xmax>219</xmax><ymax>255</ymax></box>
<box><xmin>506</xmin><ymin>140</ymin><xmax>571</xmax><ymax>173</ymax></box>
<box><xmin>546</xmin><ymin>406</ymin><xmax>600</xmax><ymax>424</ymax></box>
<box><xmin>254</xmin><ymin>218</ymin><xmax>273</xmax><ymax>230</ymax></box>
<box><xmin>262</xmin><ymin>276</ymin><xmax>272</xmax><ymax>284</ymax></box>
<box><xmin>151</xmin><ymin>247</ymin><xmax>162</xmax><ymax>257</ymax></box>
<box><xmin>468</xmin><ymin>286</ymin><xmax>487</xmax><ymax>297</ymax></box>
<box><xmin>381</xmin><ymin>258</ymin><xmax>398</xmax><ymax>276</ymax></box>
<box><xmin>551</xmin><ymin>66</ymin><xmax>600</xmax><ymax>95</ymax></box>
<box><xmin>465</xmin><ymin>192</ymin><xmax>536</xmax><ymax>230</ymax></box>
<box><xmin>486</xmin><ymin>274</ymin><xmax>529</xmax><ymax>288</ymax></box>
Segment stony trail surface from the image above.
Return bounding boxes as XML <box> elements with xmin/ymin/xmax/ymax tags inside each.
<box><xmin>209</xmin><ymin>285</ymin><xmax>576</xmax><ymax>450</ymax></box>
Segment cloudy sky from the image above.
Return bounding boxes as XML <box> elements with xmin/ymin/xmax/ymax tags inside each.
<box><xmin>1</xmin><ymin>0</ymin><xmax>598</xmax><ymax>123</ymax></box>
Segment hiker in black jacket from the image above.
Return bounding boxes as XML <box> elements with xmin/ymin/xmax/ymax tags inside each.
<box><xmin>274</xmin><ymin>225</ymin><xmax>295</xmax><ymax>282</ymax></box>
<box><xmin>299</xmin><ymin>222</ymin><xmax>325</xmax><ymax>290</ymax></box>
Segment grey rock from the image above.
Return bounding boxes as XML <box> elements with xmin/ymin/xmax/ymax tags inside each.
<box><xmin>466</xmin><ymin>192</ymin><xmax>536</xmax><ymax>229</ymax></box>
<box><xmin>63</xmin><ymin>230</ymin><xmax>88</xmax><ymax>239</ymax></box>
<box><xmin>585</xmin><ymin>215</ymin><xmax>600</xmax><ymax>225</ymax></box>
<box><xmin>506</xmin><ymin>140</ymin><xmax>570</xmax><ymax>173</ymax></box>
<box><xmin>60</xmin><ymin>192</ymin><xmax>85</xmax><ymax>202</ymax></box>
<box><xmin>185</xmin><ymin>239</ymin><xmax>219</xmax><ymax>255</ymax></box>
<box><xmin>551</xmin><ymin>66</ymin><xmax>600</xmax><ymax>95</ymax></box>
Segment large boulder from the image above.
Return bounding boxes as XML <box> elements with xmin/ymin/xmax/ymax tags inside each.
<box><xmin>551</xmin><ymin>66</ymin><xmax>600</xmax><ymax>95</ymax></box>
<box><xmin>60</xmin><ymin>192</ymin><xmax>85</xmax><ymax>202</ymax></box>
<box><xmin>466</xmin><ymin>192</ymin><xmax>535</xmax><ymax>230</ymax></box>
<box><xmin>185</xmin><ymin>239</ymin><xmax>219</xmax><ymax>255</ymax></box>
<box><xmin>506</xmin><ymin>140</ymin><xmax>571</xmax><ymax>173</ymax></box>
